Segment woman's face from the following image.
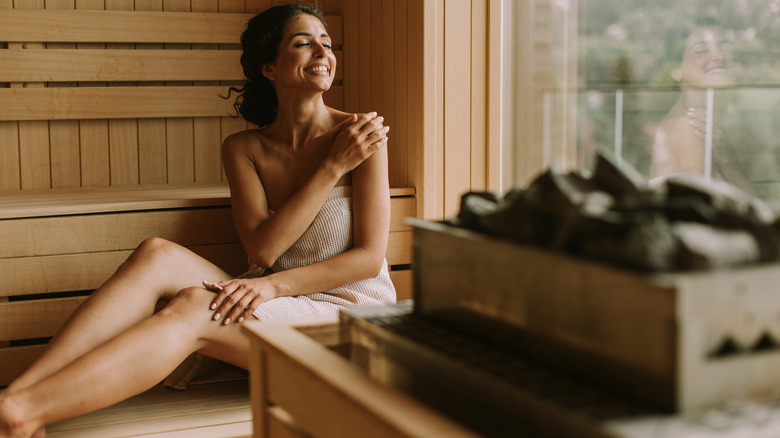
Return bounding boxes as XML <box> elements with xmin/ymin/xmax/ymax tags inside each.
<box><xmin>263</xmin><ymin>14</ymin><xmax>336</xmax><ymax>94</ymax></box>
<box><xmin>678</xmin><ymin>26</ymin><xmax>733</xmax><ymax>87</ymax></box>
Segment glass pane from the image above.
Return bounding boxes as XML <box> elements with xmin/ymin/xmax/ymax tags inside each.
<box><xmin>518</xmin><ymin>0</ymin><xmax>780</xmax><ymax>205</ymax></box>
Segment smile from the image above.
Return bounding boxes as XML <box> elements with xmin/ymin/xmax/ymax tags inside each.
<box><xmin>304</xmin><ymin>65</ymin><xmax>329</xmax><ymax>74</ymax></box>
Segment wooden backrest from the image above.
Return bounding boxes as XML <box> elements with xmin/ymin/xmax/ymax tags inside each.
<box><xmin>0</xmin><ymin>8</ymin><xmax>343</xmax><ymax>190</ymax></box>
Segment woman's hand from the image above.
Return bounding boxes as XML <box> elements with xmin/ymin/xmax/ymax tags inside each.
<box><xmin>686</xmin><ymin>108</ymin><xmax>724</xmax><ymax>145</ymax></box>
<box><xmin>326</xmin><ymin>112</ymin><xmax>390</xmax><ymax>176</ymax></box>
<box><xmin>204</xmin><ymin>278</ymin><xmax>278</xmax><ymax>325</ymax></box>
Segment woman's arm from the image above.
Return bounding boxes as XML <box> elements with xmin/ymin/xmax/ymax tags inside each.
<box><xmin>223</xmin><ymin>113</ymin><xmax>388</xmax><ymax>268</ymax></box>
<box><xmin>211</xmin><ymin>142</ymin><xmax>391</xmax><ymax>325</ymax></box>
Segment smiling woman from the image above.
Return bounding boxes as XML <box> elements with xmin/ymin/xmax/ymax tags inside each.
<box><xmin>0</xmin><ymin>3</ymin><xmax>394</xmax><ymax>437</ymax></box>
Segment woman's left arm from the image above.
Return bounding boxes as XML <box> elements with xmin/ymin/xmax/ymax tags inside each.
<box><xmin>210</xmin><ymin>143</ymin><xmax>391</xmax><ymax>324</ymax></box>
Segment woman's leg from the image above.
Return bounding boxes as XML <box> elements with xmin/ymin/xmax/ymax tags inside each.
<box><xmin>0</xmin><ymin>286</ymin><xmax>251</xmax><ymax>438</ymax></box>
<box><xmin>5</xmin><ymin>237</ymin><xmax>232</xmax><ymax>393</ymax></box>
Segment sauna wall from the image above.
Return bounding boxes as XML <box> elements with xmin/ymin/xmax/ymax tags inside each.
<box><xmin>0</xmin><ymin>0</ymin><xmax>343</xmax><ymax>192</ymax></box>
<box><xmin>342</xmin><ymin>0</ymin><xmax>501</xmax><ymax>220</ymax></box>
<box><xmin>1</xmin><ymin>0</ymin><xmax>502</xmax><ymax>221</ymax></box>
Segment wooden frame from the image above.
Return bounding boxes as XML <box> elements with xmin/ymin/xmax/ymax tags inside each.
<box><xmin>244</xmin><ymin>317</ymin><xmax>476</xmax><ymax>438</ymax></box>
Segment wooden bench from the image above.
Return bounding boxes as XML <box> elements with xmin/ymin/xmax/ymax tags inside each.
<box><xmin>0</xmin><ymin>6</ymin><xmax>415</xmax><ymax>436</ymax></box>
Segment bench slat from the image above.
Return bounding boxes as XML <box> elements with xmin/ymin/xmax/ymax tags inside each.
<box><xmin>0</xmin><ymin>296</ymin><xmax>85</xmax><ymax>342</ymax></box>
<box><xmin>386</xmin><ymin>230</ymin><xmax>413</xmax><ymax>267</ymax></box>
<box><xmin>0</xmin><ymin>186</ymin><xmax>414</xmax><ymax>220</ymax></box>
<box><xmin>0</xmin><ymin>86</ymin><xmax>346</xmax><ymax>122</ymax></box>
<box><xmin>0</xmin><ymin>86</ymin><xmax>234</xmax><ymax>121</ymax></box>
<box><xmin>0</xmin><ymin>244</ymin><xmax>247</xmax><ymax>297</ymax></box>
<box><xmin>0</xmin><ymin>208</ymin><xmax>239</xmax><ymax>258</ymax></box>
<box><xmin>0</xmin><ymin>10</ymin><xmax>253</xmax><ymax>44</ymax></box>
<box><xmin>0</xmin><ymin>345</ymin><xmax>42</xmax><ymax>387</ymax></box>
<box><xmin>0</xmin><ymin>11</ymin><xmax>342</xmax><ymax>46</ymax></box>
<box><xmin>389</xmin><ymin>270</ymin><xmax>413</xmax><ymax>302</ymax></box>
<box><xmin>0</xmin><ymin>50</ymin><xmax>244</xmax><ymax>82</ymax></box>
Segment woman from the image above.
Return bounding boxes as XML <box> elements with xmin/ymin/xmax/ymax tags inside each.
<box><xmin>0</xmin><ymin>4</ymin><xmax>393</xmax><ymax>437</ymax></box>
<box><xmin>650</xmin><ymin>18</ymin><xmax>753</xmax><ymax>192</ymax></box>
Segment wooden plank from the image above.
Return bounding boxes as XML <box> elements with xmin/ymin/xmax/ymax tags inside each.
<box><xmin>0</xmin><ymin>185</ymin><xmax>411</xmax><ymax>219</ymax></box>
<box><xmin>46</xmin><ymin>381</ymin><xmax>251</xmax><ymax>438</ymax></box>
<box><xmin>389</xmin><ymin>269</ymin><xmax>413</xmax><ymax>302</ymax></box>
<box><xmin>0</xmin><ymin>243</ymin><xmax>246</xmax><ymax>297</ymax></box>
<box><xmin>0</xmin><ymin>86</ymin><xmax>235</xmax><ymax>121</ymax></box>
<box><xmin>0</xmin><ymin>50</ymin><xmax>243</xmax><ymax>82</ymax></box>
<box><xmin>18</xmin><ymin>120</ymin><xmax>51</xmax><ymax>189</ymax></box>
<box><xmin>0</xmin><ymin>121</ymin><xmax>20</xmax><ymax>190</ymax></box>
<box><xmin>166</xmin><ymin>117</ymin><xmax>196</xmax><ymax>183</ymax></box>
<box><xmin>392</xmin><ymin>0</ymin><xmax>410</xmax><ymax>186</ymax></box>
<box><xmin>109</xmin><ymin>118</ymin><xmax>140</xmax><ymax>185</ymax></box>
<box><xmin>0</xmin><ymin>10</ymin><xmax>253</xmax><ymax>44</ymax></box>
<box><xmin>390</xmin><ymin>195</ymin><xmax>415</xmax><ymax>231</ymax></box>
<box><xmin>79</xmin><ymin>119</ymin><xmax>111</xmax><ymax>187</ymax></box>
<box><xmin>50</xmin><ymin>120</ymin><xmax>82</xmax><ymax>188</ymax></box>
<box><xmin>386</xmin><ymin>230</ymin><xmax>413</xmax><ymax>266</ymax></box>
<box><xmin>470</xmin><ymin>0</ymin><xmax>488</xmax><ymax>192</ymax></box>
<box><xmin>0</xmin><ymin>183</ymin><xmax>231</xmax><ymax>219</ymax></box>
<box><xmin>358</xmin><ymin>0</ymin><xmax>371</xmax><ymax>112</ymax></box>
<box><xmin>0</xmin><ymin>208</ymin><xmax>239</xmax><ymax>258</ymax></box>
<box><xmin>267</xmin><ymin>406</ymin><xmax>309</xmax><ymax>438</ymax></box>
<box><xmin>443</xmin><ymin>0</ymin><xmax>472</xmax><ymax>218</ymax></box>
<box><xmin>138</xmin><ymin>118</ymin><xmax>168</xmax><ymax>184</ymax></box>
<box><xmin>0</xmin><ymin>296</ymin><xmax>85</xmax><ymax>341</ymax></box>
<box><xmin>0</xmin><ymin>345</ymin><xmax>45</xmax><ymax>387</ymax></box>
<box><xmin>343</xmin><ymin>0</ymin><xmax>359</xmax><ymax>112</ymax></box>
<box><xmin>194</xmin><ymin>117</ymin><xmax>224</xmax><ymax>183</ymax></box>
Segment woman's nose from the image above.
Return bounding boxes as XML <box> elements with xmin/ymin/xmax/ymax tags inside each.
<box><xmin>312</xmin><ymin>41</ymin><xmax>327</xmax><ymax>57</ymax></box>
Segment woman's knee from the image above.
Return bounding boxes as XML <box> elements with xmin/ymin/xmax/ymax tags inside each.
<box><xmin>158</xmin><ymin>287</ymin><xmax>213</xmax><ymax>320</ymax></box>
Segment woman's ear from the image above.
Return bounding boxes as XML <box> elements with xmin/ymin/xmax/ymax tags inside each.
<box><xmin>262</xmin><ymin>63</ymin><xmax>276</xmax><ymax>81</ymax></box>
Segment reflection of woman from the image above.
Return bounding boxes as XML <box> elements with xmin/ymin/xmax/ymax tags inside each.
<box><xmin>0</xmin><ymin>4</ymin><xmax>394</xmax><ymax>437</ymax></box>
<box><xmin>651</xmin><ymin>18</ymin><xmax>753</xmax><ymax>191</ymax></box>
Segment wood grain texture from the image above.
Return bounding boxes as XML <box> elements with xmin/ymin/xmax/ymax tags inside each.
<box><xmin>0</xmin><ymin>9</ymin><xmax>253</xmax><ymax>44</ymax></box>
<box><xmin>0</xmin><ymin>86</ymin><xmax>236</xmax><ymax>121</ymax></box>
<box><xmin>0</xmin><ymin>50</ymin><xmax>243</xmax><ymax>82</ymax></box>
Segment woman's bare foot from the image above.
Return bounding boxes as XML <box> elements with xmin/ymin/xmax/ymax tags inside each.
<box><xmin>0</xmin><ymin>393</ymin><xmax>42</xmax><ymax>438</ymax></box>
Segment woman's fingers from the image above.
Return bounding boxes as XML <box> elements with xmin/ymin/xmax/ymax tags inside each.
<box><xmin>206</xmin><ymin>280</ymin><xmax>270</xmax><ymax>325</ymax></box>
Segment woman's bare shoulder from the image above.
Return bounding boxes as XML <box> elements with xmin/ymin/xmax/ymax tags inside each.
<box><xmin>222</xmin><ymin>129</ymin><xmax>268</xmax><ymax>161</ymax></box>
<box><xmin>327</xmin><ymin>107</ymin><xmax>358</xmax><ymax>125</ymax></box>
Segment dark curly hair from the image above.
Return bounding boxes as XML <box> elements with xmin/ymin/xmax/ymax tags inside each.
<box><xmin>230</xmin><ymin>3</ymin><xmax>328</xmax><ymax>127</ymax></box>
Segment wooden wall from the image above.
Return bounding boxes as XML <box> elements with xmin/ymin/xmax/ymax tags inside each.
<box><xmin>1</xmin><ymin>0</ymin><xmax>505</xmax><ymax>221</ymax></box>
<box><xmin>0</xmin><ymin>0</ymin><xmax>343</xmax><ymax>192</ymax></box>
<box><xmin>341</xmin><ymin>0</ymin><xmax>501</xmax><ymax>220</ymax></box>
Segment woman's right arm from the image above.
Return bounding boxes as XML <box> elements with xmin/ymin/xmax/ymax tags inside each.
<box><xmin>222</xmin><ymin>113</ymin><xmax>387</xmax><ymax>269</ymax></box>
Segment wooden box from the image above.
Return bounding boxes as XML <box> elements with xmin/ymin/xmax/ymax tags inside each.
<box><xmin>411</xmin><ymin>221</ymin><xmax>780</xmax><ymax>411</ymax></box>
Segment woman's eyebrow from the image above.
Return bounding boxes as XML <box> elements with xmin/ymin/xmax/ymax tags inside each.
<box><xmin>291</xmin><ymin>32</ymin><xmax>331</xmax><ymax>39</ymax></box>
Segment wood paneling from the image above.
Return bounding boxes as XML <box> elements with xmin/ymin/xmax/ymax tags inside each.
<box><xmin>0</xmin><ymin>50</ymin><xmax>244</xmax><ymax>82</ymax></box>
<box><xmin>1</xmin><ymin>7</ymin><xmax>344</xmax><ymax>190</ymax></box>
<box><xmin>0</xmin><ymin>87</ymin><xmax>236</xmax><ymax>121</ymax></box>
<box><xmin>0</xmin><ymin>9</ymin><xmax>252</xmax><ymax>44</ymax></box>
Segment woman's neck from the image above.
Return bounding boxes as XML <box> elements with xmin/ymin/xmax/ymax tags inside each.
<box><xmin>266</xmin><ymin>93</ymin><xmax>332</xmax><ymax>147</ymax></box>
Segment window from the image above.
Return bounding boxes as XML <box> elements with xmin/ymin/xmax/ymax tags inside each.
<box><xmin>508</xmin><ymin>0</ymin><xmax>780</xmax><ymax>206</ymax></box>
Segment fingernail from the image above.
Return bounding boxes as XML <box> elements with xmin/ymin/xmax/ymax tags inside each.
<box><xmin>213</xmin><ymin>313</ymin><xmax>221</xmax><ymax>321</ymax></box>
<box><xmin>238</xmin><ymin>317</ymin><xmax>245</xmax><ymax>322</ymax></box>
<box><xmin>210</xmin><ymin>303</ymin><xmax>216</xmax><ymax>310</ymax></box>
<box><xmin>223</xmin><ymin>318</ymin><xmax>231</xmax><ymax>325</ymax></box>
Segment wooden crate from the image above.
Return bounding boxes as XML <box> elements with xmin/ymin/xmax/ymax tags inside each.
<box><xmin>411</xmin><ymin>221</ymin><xmax>780</xmax><ymax>412</ymax></box>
